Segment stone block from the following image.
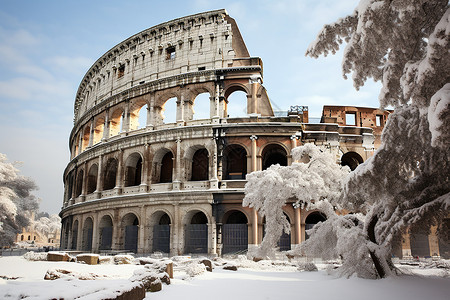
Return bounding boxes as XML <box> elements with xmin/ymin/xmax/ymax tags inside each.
<box><xmin>200</xmin><ymin>259</ymin><xmax>213</xmax><ymax>272</ymax></box>
<box><xmin>104</xmin><ymin>283</ymin><xmax>146</xmax><ymax>300</ymax></box>
<box><xmin>165</xmin><ymin>262</ymin><xmax>174</xmax><ymax>278</ymax></box>
<box><xmin>47</xmin><ymin>252</ymin><xmax>69</xmax><ymax>262</ymax></box>
<box><xmin>77</xmin><ymin>254</ymin><xmax>100</xmax><ymax>265</ymax></box>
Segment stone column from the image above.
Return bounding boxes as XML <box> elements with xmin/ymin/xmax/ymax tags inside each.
<box><xmin>88</xmin><ymin>119</ymin><xmax>95</xmax><ymax>147</ymax></box>
<box><xmin>208</xmin><ymin>222</ymin><xmax>217</xmax><ymax>255</ymax></box>
<box><xmin>289</xmin><ymin>135</ymin><xmax>299</xmax><ymax>165</ymax></box>
<box><xmin>92</xmin><ymin>212</ymin><xmax>99</xmax><ymax>253</ymax></box>
<box><xmin>294</xmin><ymin>207</ymin><xmax>301</xmax><ymax>245</ymax></box>
<box><xmin>171</xmin><ymin>203</ymin><xmax>180</xmax><ymax>256</ymax></box>
<box><xmin>146</xmin><ymin>104</ymin><xmax>153</xmax><ymax>129</ymax></box>
<box><xmin>115</xmin><ymin>150</ymin><xmax>123</xmax><ymax>194</ymax></box>
<box><xmin>250</xmin><ymin>135</ymin><xmax>258</xmax><ymax>172</ymax></box>
<box><xmin>148</xmin><ymin>93</ymin><xmax>156</xmax><ymax>128</ymax></box>
<box><xmin>102</xmin><ymin>110</ymin><xmax>110</xmax><ymax>141</ymax></box>
<box><xmin>177</xmin><ymin>93</ymin><xmax>185</xmax><ymax>126</ymax></box>
<box><xmin>138</xmin><ymin>206</ymin><xmax>146</xmax><ymax>254</ymax></box>
<box><xmin>112</xmin><ymin>209</ymin><xmax>120</xmax><ymax>251</ymax></box>
<box><xmin>140</xmin><ymin>144</ymin><xmax>149</xmax><ymax>192</ymax></box>
<box><xmin>78</xmin><ymin>132</ymin><xmax>83</xmax><ymax>155</ymax></box>
<box><xmin>80</xmin><ymin>162</ymin><xmax>88</xmax><ymax>202</ymax></box>
<box><xmin>76</xmin><ymin>219</ymin><xmax>83</xmax><ymax>251</ymax></box>
<box><xmin>95</xmin><ymin>155</ymin><xmax>103</xmax><ymax>199</ymax></box>
<box><xmin>122</xmin><ymin>101</ymin><xmax>130</xmax><ymax>132</ymax></box>
<box><xmin>210</xmin><ymin>143</ymin><xmax>219</xmax><ymax>189</ymax></box>
<box><xmin>173</xmin><ymin>138</ymin><xmax>182</xmax><ymax>190</ymax></box>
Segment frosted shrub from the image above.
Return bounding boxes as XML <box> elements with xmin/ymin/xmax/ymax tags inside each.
<box><xmin>23</xmin><ymin>251</ymin><xmax>47</xmax><ymax>261</ymax></box>
<box><xmin>186</xmin><ymin>262</ymin><xmax>206</xmax><ymax>277</ymax></box>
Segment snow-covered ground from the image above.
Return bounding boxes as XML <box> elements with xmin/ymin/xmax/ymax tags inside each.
<box><xmin>0</xmin><ymin>254</ymin><xmax>449</xmax><ymax>300</ymax></box>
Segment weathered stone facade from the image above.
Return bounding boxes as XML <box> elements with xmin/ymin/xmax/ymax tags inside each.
<box><xmin>60</xmin><ymin>10</ymin><xmax>447</xmax><ymax>258</ymax></box>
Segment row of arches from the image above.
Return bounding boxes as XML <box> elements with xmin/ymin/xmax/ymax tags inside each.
<box><xmin>66</xmin><ymin>142</ymin><xmax>294</xmax><ymax>201</ymax></box>
<box><xmin>73</xmin><ymin>89</ymin><xmax>250</xmax><ymax>157</ymax></box>
<box><xmin>62</xmin><ymin>209</ymin><xmax>327</xmax><ymax>255</ymax></box>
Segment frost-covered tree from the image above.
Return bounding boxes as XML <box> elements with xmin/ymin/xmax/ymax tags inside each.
<box><xmin>33</xmin><ymin>214</ymin><xmax>61</xmax><ymax>237</ymax></box>
<box><xmin>0</xmin><ymin>153</ymin><xmax>40</xmax><ymax>247</ymax></box>
<box><xmin>302</xmin><ymin>0</ymin><xmax>449</xmax><ymax>278</ymax></box>
<box><xmin>243</xmin><ymin>144</ymin><xmax>350</xmax><ymax>258</ymax></box>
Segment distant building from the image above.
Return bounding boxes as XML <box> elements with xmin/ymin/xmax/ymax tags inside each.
<box><xmin>59</xmin><ymin>9</ymin><xmax>448</xmax><ymax>258</ymax></box>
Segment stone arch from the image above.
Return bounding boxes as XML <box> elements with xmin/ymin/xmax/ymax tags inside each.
<box><xmin>103</xmin><ymin>158</ymin><xmax>118</xmax><ymax>190</ymax></box>
<box><xmin>222</xmin><ymin>144</ymin><xmax>248</xmax><ymax>180</ymax></box>
<box><xmin>222</xmin><ymin>209</ymin><xmax>249</xmax><ymax>254</ymax></box>
<box><xmin>121</xmin><ymin>212</ymin><xmax>140</xmax><ymax>253</ymax></box>
<box><xmin>304</xmin><ymin>211</ymin><xmax>327</xmax><ymax>240</ymax></box>
<box><xmin>129</xmin><ymin>97</ymin><xmax>149</xmax><ymax>130</ymax></box>
<box><xmin>75</xmin><ymin>169</ymin><xmax>84</xmax><ymax>198</ymax></box>
<box><xmin>152</xmin><ymin>148</ymin><xmax>174</xmax><ymax>183</ymax></box>
<box><xmin>261</xmin><ymin>143</ymin><xmax>288</xmax><ymax>170</ymax></box>
<box><xmin>109</xmin><ymin>107</ymin><xmax>124</xmax><ymax>136</ymax></box>
<box><xmin>156</xmin><ymin>92</ymin><xmax>179</xmax><ymax>125</ymax></box>
<box><xmin>98</xmin><ymin>214</ymin><xmax>113</xmax><ymax>250</ymax></box>
<box><xmin>71</xmin><ymin>219</ymin><xmax>79</xmax><ymax>250</ymax></box>
<box><xmin>184</xmin><ymin>145</ymin><xmax>210</xmax><ymax>181</ymax></box>
<box><xmin>150</xmin><ymin>210</ymin><xmax>172</xmax><ymax>253</ymax></box>
<box><xmin>81</xmin><ymin>125</ymin><xmax>91</xmax><ymax>152</ymax></box>
<box><xmin>184</xmin><ymin>209</ymin><xmax>209</xmax><ymax>254</ymax></box>
<box><xmin>82</xmin><ymin>217</ymin><xmax>94</xmax><ymax>251</ymax></box>
<box><xmin>190</xmin><ymin>88</ymin><xmax>213</xmax><ymax>120</ymax></box>
<box><xmin>341</xmin><ymin>151</ymin><xmax>364</xmax><ymax>171</ymax></box>
<box><xmin>66</xmin><ymin>170</ymin><xmax>75</xmax><ymax>201</ymax></box>
<box><xmin>87</xmin><ymin>164</ymin><xmax>98</xmax><ymax>194</ymax></box>
<box><xmin>124</xmin><ymin>152</ymin><xmax>143</xmax><ymax>187</ymax></box>
<box><xmin>93</xmin><ymin>115</ymin><xmax>105</xmax><ymax>145</ymax></box>
<box><xmin>224</xmin><ymin>84</ymin><xmax>250</xmax><ymax>117</ymax></box>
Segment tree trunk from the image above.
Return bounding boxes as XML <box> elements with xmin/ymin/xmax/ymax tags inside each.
<box><xmin>367</xmin><ymin>214</ymin><xmax>387</xmax><ymax>278</ymax></box>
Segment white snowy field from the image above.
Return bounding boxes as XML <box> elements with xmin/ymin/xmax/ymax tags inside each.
<box><xmin>0</xmin><ymin>255</ymin><xmax>449</xmax><ymax>300</ymax></box>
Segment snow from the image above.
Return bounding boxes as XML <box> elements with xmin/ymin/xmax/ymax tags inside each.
<box><xmin>1</xmin><ymin>255</ymin><xmax>449</xmax><ymax>300</ymax></box>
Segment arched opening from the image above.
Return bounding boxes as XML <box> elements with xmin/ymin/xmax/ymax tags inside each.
<box><xmin>71</xmin><ymin>220</ymin><xmax>78</xmax><ymax>250</ymax></box>
<box><xmin>110</xmin><ymin>108</ymin><xmax>124</xmax><ymax>136</ymax></box>
<box><xmin>305</xmin><ymin>212</ymin><xmax>327</xmax><ymax>240</ymax></box>
<box><xmin>124</xmin><ymin>153</ymin><xmax>143</xmax><ymax>187</ymax></box>
<box><xmin>82</xmin><ymin>217</ymin><xmax>93</xmax><ymax>252</ymax></box>
<box><xmin>225</xmin><ymin>90</ymin><xmax>247</xmax><ymax>117</ymax></box>
<box><xmin>87</xmin><ymin>164</ymin><xmax>98</xmax><ymax>194</ymax></box>
<box><xmin>152</xmin><ymin>212</ymin><xmax>171</xmax><ymax>253</ymax></box>
<box><xmin>438</xmin><ymin>219</ymin><xmax>450</xmax><ymax>259</ymax></box>
<box><xmin>192</xmin><ymin>92</ymin><xmax>210</xmax><ymax>120</ymax></box>
<box><xmin>191</xmin><ymin>149</ymin><xmax>209</xmax><ymax>181</ymax></box>
<box><xmin>341</xmin><ymin>152</ymin><xmax>364</xmax><ymax>171</ymax></box>
<box><xmin>222</xmin><ymin>210</ymin><xmax>248</xmax><ymax>254</ymax></box>
<box><xmin>21</xmin><ymin>235</ymin><xmax>24</xmax><ymax>241</ymax></box>
<box><xmin>67</xmin><ymin>171</ymin><xmax>74</xmax><ymax>200</ymax></box>
<box><xmin>262</xmin><ymin>144</ymin><xmax>288</xmax><ymax>170</ymax></box>
<box><xmin>279</xmin><ymin>214</ymin><xmax>291</xmax><ymax>251</ymax></box>
<box><xmin>103</xmin><ymin>158</ymin><xmax>118</xmax><ymax>190</ymax></box>
<box><xmin>93</xmin><ymin>117</ymin><xmax>104</xmax><ymax>145</ymax></box>
<box><xmin>137</xmin><ymin>104</ymin><xmax>148</xmax><ymax>129</ymax></box>
<box><xmin>27</xmin><ymin>235</ymin><xmax>31</xmax><ymax>241</ymax></box>
<box><xmin>410</xmin><ymin>225</ymin><xmax>430</xmax><ymax>258</ymax></box>
<box><xmin>162</xmin><ymin>97</ymin><xmax>177</xmax><ymax>124</ymax></box>
<box><xmin>185</xmin><ymin>211</ymin><xmax>208</xmax><ymax>254</ymax></box>
<box><xmin>81</xmin><ymin>126</ymin><xmax>90</xmax><ymax>152</ymax></box>
<box><xmin>223</xmin><ymin>145</ymin><xmax>247</xmax><ymax>179</ymax></box>
<box><xmin>122</xmin><ymin>213</ymin><xmax>139</xmax><ymax>253</ymax></box>
<box><xmin>160</xmin><ymin>152</ymin><xmax>173</xmax><ymax>183</ymax></box>
<box><xmin>99</xmin><ymin>215</ymin><xmax>113</xmax><ymax>250</ymax></box>
<box><xmin>75</xmin><ymin>169</ymin><xmax>84</xmax><ymax>198</ymax></box>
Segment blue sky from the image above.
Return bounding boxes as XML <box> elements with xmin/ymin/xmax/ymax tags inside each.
<box><xmin>0</xmin><ymin>0</ymin><xmax>381</xmax><ymax>214</ymax></box>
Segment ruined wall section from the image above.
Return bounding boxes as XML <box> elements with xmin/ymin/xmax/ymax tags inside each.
<box><xmin>74</xmin><ymin>9</ymin><xmax>241</xmax><ymax>122</ymax></box>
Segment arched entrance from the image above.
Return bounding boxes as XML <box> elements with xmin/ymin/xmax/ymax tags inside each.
<box><xmin>185</xmin><ymin>211</ymin><xmax>208</xmax><ymax>254</ymax></box>
<box><xmin>279</xmin><ymin>214</ymin><xmax>291</xmax><ymax>251</ymax></box>
<box><xmin>223</xmin><ymin>145</ymin><xmax>247</xmax><ymax>179</ymax></box>
<box><xmin>341</xmin><ymin>152</ymin><xmax>363</xmax><ymax>171</ymax></box>
<box><xmin>82</xmin><ymin>217</ymin><xmax>93</xmax><ymax>252</ymax></box>
<box><xmin>262</xmin><ymin>144</ymin><xmax>287</xmax><ymax>170</ymax></box>
<box><xmin>410</xmin><ymin>226</ymin><xmax>430</xmax><ymax>258</ymax></box>
<box><xmin>160</xmin><ymin>152</ymin><xmax>173</xmax><ymax>183</ymax></box>
<box><xmin>222</xmin><ymin>210</ymin><xmax>248</xmax><ymax>254</ymax></box>
<box><xmin>71</xmin><ymin>220</ymin><xmax>78</xmax><ymax>250</ymax></box>
<box><xmin>191</xmin><ymin>149</ymin><xmax>209</xmax><ymax>181</ymax></box>
<box><xmin>99</xmin><ymin>215</ymin><xmax>113</xmax><ymax>250</ymax></box>
<box><xmin>124</xmin><ymin>153</ymin><xmax>142</xmax><ymax>187</ymax></box>
<box><xmin>152</xmin><ymin>213</ymin><xmax>171</xmax><ymax>253</ymax></box>
<box><xmin>305</xmin><ymin>212</ymin><xmax>327</xmax><ymax>240</ymax></box>
<box><xmin>122</xmin><ymin>213</ymin><xmax>139</xmax><ymax>253</ymax></box>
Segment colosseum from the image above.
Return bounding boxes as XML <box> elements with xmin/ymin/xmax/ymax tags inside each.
<box><xmin>59</xmin><ymin>9</ymin><xmax>447</xmax><ymax>258</ymax></box>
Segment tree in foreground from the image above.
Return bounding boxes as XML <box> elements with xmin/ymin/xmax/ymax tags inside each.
<box><xmin>245</xmin><ymin>0</ymin><xmax>449</xmax><ymax>278</ymax></box>
<box><xmin>305</xmin><ymin>0</ymin><xmax>449</xmax><ymax>278</ymax></box>
<box><xmin>0</xmin><ymin>153</ymin><xmax>40</xmax><ymax>247</ymax></box>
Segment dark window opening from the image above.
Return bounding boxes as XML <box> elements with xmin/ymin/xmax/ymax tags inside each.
<box><xmin>117</xmin><ymin>65</ymin><xmax>125</xmax><ymax>78</ymax></box>
<box><xmin>223</xmin><ymin>145</ymin><xmax>247</xmax><ymax>179</ymax></box>
<box><xmin>341</xmin><ymin>152</ymin><xmax>364</xmax><ymax>171</ymax></box>
<box><xmin>198</xmin><ymin>66</ymin><xmax>206</xmax><ymax>71</ymax></box>
<box><xmin>262</xmin><ymin>144</ymin><xmax>287</xmax><ymax>170</ymax></box>
<box><xmin>191</xmin><ymin>149</ymin><xmax>209</xmax><ymax>181</ymax></box>
<box><xmin>160</xmin><ymin>152</ymin><xmax>173</xmax><ymax>183</ymax></box>
<box><xmin>166</xmin><ymin>46</ymin><xmax>176</xmax><ymax>60</ymax></box>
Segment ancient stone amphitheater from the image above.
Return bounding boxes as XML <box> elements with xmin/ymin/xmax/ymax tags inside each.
<box><xmin>59</xmin><ymin>9</ymin><xmax>403</xmax><ymax>257</ymax></box>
